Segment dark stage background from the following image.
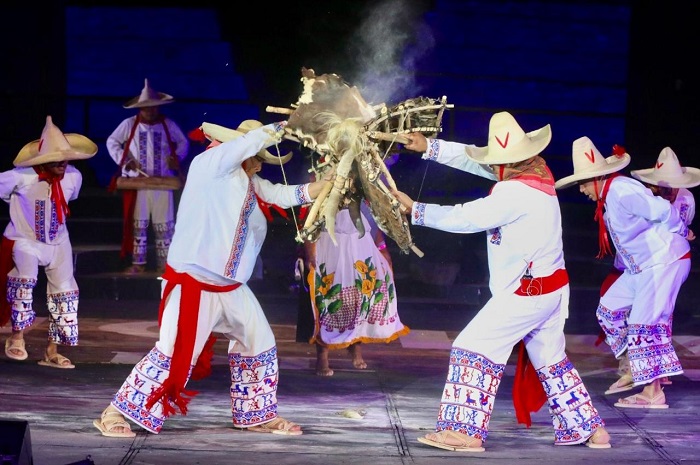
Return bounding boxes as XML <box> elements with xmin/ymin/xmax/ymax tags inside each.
<box><xmin>0</xmin><ymin>0</ymin><xmax>697</xmax><ymax>211</ymax></box>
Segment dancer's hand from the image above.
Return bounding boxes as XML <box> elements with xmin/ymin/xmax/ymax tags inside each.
<box><xmin>403</xmin><ymin>133</ymin><xmax>428</xmax><ymax>153</ymax></box>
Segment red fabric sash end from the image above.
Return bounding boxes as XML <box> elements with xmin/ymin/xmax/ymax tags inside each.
<box><xmin>146</xmin><ymin>265</ymin><xmax>240</xmax><ymax>417</ymax></box>
<box><xmin>191</xmin><ymin>334</ymin><xmax>217</xmax><ymax>381</ymax></box>
<box><xmin>0</xmin><ymin>237</ymin><xmax>15</xmax><ymax>327</ymax></box>
<box><xmin>595</xmin><ymin>267</ymin><xmax>623</xmax><ymax>346</ymax></box>
<box><xmin>119</xmin><ymin>190</ymin><xmax>137</xmax><ymax>258</ymax></box>
<box><xmin>513</xmin><ymin>341</ymin><xmax>547</xmax><ymax>428</ymax></box>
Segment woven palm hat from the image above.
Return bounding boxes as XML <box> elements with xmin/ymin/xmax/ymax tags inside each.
<box><xmin>630</xmin><ymin>147</ymin><xmax>700</xmax><ymax>188</ymax></box>
<box><xmin>13</xmin><ymin>116</ymin><xmax>98</xmax><ymax>167</ymax></box>
<box><xmin>464</xmin><ymin>111</ymin><xmax>552</xmax><ymax>165</ymax></box>
<box><xmin>123</xmin><ymin>78</ymin><xmax>174</xmax><ymax>109</ymax></box>
<box><xmin>555</xmin><ymin>136</ymin><xmax>631</xmax><ymax>189</ymax></box>
<box><xmin>200</xmin><ymin>120</ymin><xmax>292</xmax><ymax>165</ymax></box>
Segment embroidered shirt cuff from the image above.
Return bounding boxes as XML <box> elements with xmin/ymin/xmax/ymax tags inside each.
<box><xmin>422</xmin><ymin>139</ymin><xmax>440</xmax><ymax>161</ymax></box>
<box><xmin>412</xmin><ymin>203</ymin><xmax>427</xmax><ymax>225</ymax></box>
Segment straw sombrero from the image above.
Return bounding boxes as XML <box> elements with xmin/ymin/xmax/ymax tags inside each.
<box><xmin>464</xmin><ymin>111</ymin><xmax>551</xmax><ymax>165</ymax></box>
<box><xmin>123</xmin><ymin>78</ymin><xmax>174</xmax><ymax>109</ymax></box>
<box><xmin>630</xmin><ymin>147</ymin><xmax>700</xmax><ymax>188</ymax></box>
<box><xmin>555</xmin><ymin>136</ymin><xmax>630</xmax><ymax>189</ymax></box>
<box><xmin>13</xmin><ymin>116</ymin><xmax>98</xmax><ymax>167</ymax></box>
<box><xmin>200</xmin><ymin>120</ymin><xmax>292</xmax><ymax>165</ymax></box>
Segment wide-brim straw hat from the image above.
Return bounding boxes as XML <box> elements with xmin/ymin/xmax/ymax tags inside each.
<box><xmin>630</xmin><ymin>146</ymin><xmax>700</xmax><ymax>188</ymax></box>
<box><xmin>555</xmin><ymin>136</ymin><xmax>630</xmax><ymax>189</ymax></box>
<box><xmin>200</xmin><ymin>120</ymin><xmax>292</xmax><ymax>165</ymax></box>
<box><xmin>14</xmin><ymin>116</ymin><xmax>98</xmax><ymax>167</ymax></box>
<box><xmin>464</xmin><ymin>111</ymin><xmax>552</xmax><ymax>165</ymax></box>
<box><xmin>123</xmin><ymin>78</ymin><xmax>174</xmax><ymax>109</ymax></box>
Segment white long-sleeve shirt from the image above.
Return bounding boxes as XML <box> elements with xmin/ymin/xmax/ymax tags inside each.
<box><xmin>167</xmin><ymin>123</ymin><xmax>312</xmax><ymax>285</ymax></box>
<box><xmin>0</xmin><ymin>166</ymin><xmax>82</xmax><ymax>245</ymax></box>
<box><xmin>412</xmin><ymin>139</ymin><xmax>565</xmax><ymax>295</ymax></box>
<box><xmin>603</xmin><ymin>176</ymin><xmax>689</xmax><ymax>273</ymax></box>
<box><xmin>611</xmin><ymin>186</ymin><xmax>695</xmax><ymax>271</ymax></box>
<box><xmin>674</xmin><ymin>187</ymin><xmax>695</xmax><ymax>227</ymax></box>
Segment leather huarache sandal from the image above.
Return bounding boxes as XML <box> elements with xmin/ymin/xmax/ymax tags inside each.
<box><xmin>585</xmin><ymin>427</ymin><xmax>611</xmax><ymax>449</ymax></box>
<box><xmin>604</xmin><ymin>374</ymin><xmax>634</xmax><ymax>395</ymax></box>
<box><xmin>37</xmin><ymin>352</ymin><xmax>75</xmax><ymax>369</ymax></box>
<box><xmin>93</xmin><ymin>406</ymin><xmax>136</xmax><ymax>438</ymax></box>
<box><xmin>245</xmin><ymin>417</ymin><xmax>303</xmax><ymax>436</ymax></box>
<box><xmin>5</xmin><ymin>338</ymin><xmax>28</xmax><ymax>361</ymax></box>
<box><xmin>417</xmin><ymin>430</ymin><xmax>485</xmax><ymax>452</ymax></box>
<box><xmin>614</xmin><ymin>390</ymin><xmax>668</xmax><ymax>409</ymax></box>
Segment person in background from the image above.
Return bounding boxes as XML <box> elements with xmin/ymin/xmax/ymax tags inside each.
<box><xmin>556</xmin><ymin>137</ymin><xmax>690</xmax><ymax>409</ymax></box>
<box><xmin>93</xmin><ymin>119</ymin><xmax>331</xmax><ymax>438</ymax></box>
<box><xmin>601</xmin><ymin>146</ymin><xmax>698</xmax><ymax>395</ymax></box>
<box><xmin>106</xmin><ymin>78</ymin><xmax>189</xmax><ymax>274</ymax></box>
<box><xmin>392</xmin><ymin>111</ymin><xmax>609</xmax><ymax>452</ymax></box>
<box><xmin>1</xmin><ymin>116</ymin><xmax>97</xmax><ymax>368</ymax></box>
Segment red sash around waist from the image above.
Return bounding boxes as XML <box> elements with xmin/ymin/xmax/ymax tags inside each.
<box><xmin>146</xmin><ymin>265</ymin><xmax>242</xmax><ymax>417</ymax></box>
<box><xmin>515</xmin><ymin>268</ymin><xmax>569</xmax><ymax>296</ymax></box>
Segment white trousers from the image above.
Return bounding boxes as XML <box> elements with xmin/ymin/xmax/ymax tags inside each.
<box><xmin>8</xmin><ymin>238</ymin><xmax>79</xmax><ymax>344</ymax></box>
<box><xmin>111</xmin><ymin>282</ymin><xmax>280</xmax><ymax>433</ymax></box>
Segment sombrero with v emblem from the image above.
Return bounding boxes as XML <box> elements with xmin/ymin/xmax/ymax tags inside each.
<box><xmin>555</xmin><ymin>136</ymin><xmax>630</xmax><ymax>189</ymax></box>
<box><xmin>630</xmin><ymin>146</ymin><xmax>700</xmax><ymax>188</ymax></box>
<box><xmin>464</xmin><ymin>111</ymin><xmax>552</xmax><ymax>165</ymax></box>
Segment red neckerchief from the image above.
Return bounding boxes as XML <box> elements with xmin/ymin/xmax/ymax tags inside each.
<box><xmin>495</xmin><ymin>156</ymin><xmax>556</xmax><ymax>195</ymax></box>
<box><xmin>257</xmin><ymin>198</ymin><xmax>289</xmax><ymax>222</ymax></box>
<box><xmin>594</xmin><ymin>173</ymin><xmax>620</xmax><ymax>259</ymax></box>
<box><xmin>34</xmin><ymin>167</ymin><xmax>69</xmax><ymax>224</ymax></box>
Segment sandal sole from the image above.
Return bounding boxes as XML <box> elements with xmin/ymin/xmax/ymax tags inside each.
<box><xmin>93</xmin><ymin>419</ymin><xmax>136</xmax><ymax>438</ymax></box>
<box><xmin>417</xmin><ymin>436</ymin><xmax>485</xmax><ymax>452</ymax></box>
<box><xmin>614</xmin><ymin>402</ymin><xmax>668</xmax><ymax>409</ymax></box>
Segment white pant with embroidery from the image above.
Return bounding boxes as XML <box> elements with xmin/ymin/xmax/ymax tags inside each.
<box><xmin>433</xmin><ymin>287</ymin><xmax>605</xmax><ymax>445</ymax></box>
<box><xmin>7</xmin><ymin>238</ymin><xmax>79</xmax><ymax>345</ymax></box>
<box><xmin>597</xmin><ymin>258</ymin><xmax>689</xmax><ymax>384</ymax></box>
<box><xmin>111</xmin><ymin>282</ymin><xmax>280</xmax><ymax>433</ymax></box>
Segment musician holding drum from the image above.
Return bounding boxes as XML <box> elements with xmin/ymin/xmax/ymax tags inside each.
<box><xmin>106</xmin><ymin>78</ymin><xmax>189</xmax><ymax>274</ymax></box>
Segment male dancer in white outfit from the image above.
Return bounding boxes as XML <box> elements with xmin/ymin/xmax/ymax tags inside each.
<box><xmin>1</xmin><ymin>116</ymin><xmax>97</xmax><ymax>368</ymax></box>
<box><xmin>556</xmin><ymin>137</ymin><xmax>691</xmax><ymax>409</ymax></box>
<box><xmin>600</xmin><ymin>146</ymin><xmax>698</xmax><ymax>395</ymax></box>
<box><xmin>393</xmin><ymin>112</ymin><xmax>610</xmax><ymax>452</ymax></box>
<box><xmin>94</xmin><ymin>119</ymin><xmax>330</xmax><ymax>438</ymax></box>
<box><xmin>107</xmin><ymin>79</ymin><xmax>189</xmax><ymax>273</ymax></box>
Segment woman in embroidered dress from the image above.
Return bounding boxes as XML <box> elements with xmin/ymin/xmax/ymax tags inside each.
<box><xmin>556</xmin><ymin>137</ymin><xmax>691</xmax><ymax>409</ymax></box>
<box><xmin>392</xmin><ymin>112</ymin><xmax>610</xmax><ymax>452</ymax></box>
<box><xmin>93</xmin><ymin>119</ymin><xmax>330</xmax><ymax>438</ymax></box>
<box><xmin>304</xmin><ymin>200</ymin><xmax>408</xmax><ymax>376</ymax></box>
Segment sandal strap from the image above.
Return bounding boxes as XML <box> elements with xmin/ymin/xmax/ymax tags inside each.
<box><xmin>433</xmin><ymin>430</ymin><xmax>479</xmax><ymax>447</ymax></box>
<box><xmin>49</xmin><ymin>353</ymin><xmax>72</xmax><ymax>365</ymax></box>
<box><xmin>101</xmin><ymin>410</ymin><xmax>131</xmax><ymax>430</ymax></box>
<box><xmin>266</xmin><ymin>417</ymin><xmax>297</xmax><ymax>431</ymax></box>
